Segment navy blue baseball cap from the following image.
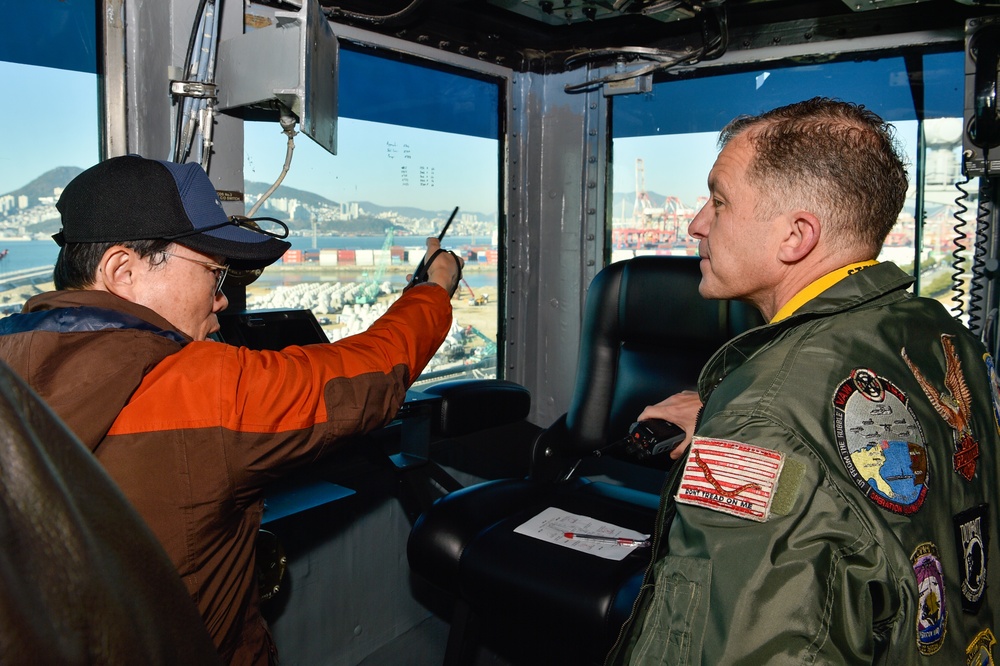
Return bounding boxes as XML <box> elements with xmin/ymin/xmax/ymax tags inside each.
<box><xmin>54</xmin><ymin>155</ymin><xmax>291</xmax><ymax>270</ymax></box>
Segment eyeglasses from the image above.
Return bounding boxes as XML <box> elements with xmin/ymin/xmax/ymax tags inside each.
<box><xmin>161</xmin><ymin>252</ymin><xmax>230</xmax><ymax>295</ymax></box>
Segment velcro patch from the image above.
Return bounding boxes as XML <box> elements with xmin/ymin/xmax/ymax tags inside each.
<box><xmin>676</xmin><ymin>437</ymin><xmax>785</xmax><ymax>522</ymax></box>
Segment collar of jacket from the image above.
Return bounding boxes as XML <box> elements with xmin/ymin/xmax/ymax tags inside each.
<box><xmin>697</xmin><ymin>262</ymin><xmax>915</xmax><ymax>398</ymax></box>
<box><xmin>9</xmin><ymin>290</ymin><xmax>189</xmax><ymax>344</ymax></box>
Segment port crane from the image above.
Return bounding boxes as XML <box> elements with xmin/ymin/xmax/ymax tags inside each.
<box><xmin>355</xmin><ymin>226</ymin><xmax>394</xmax><ymax>305</ymax></box>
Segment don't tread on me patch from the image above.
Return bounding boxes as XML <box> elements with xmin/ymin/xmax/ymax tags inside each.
<box><xmin>676</xmin><ymin>437</ymin><xmax>785</xmax><ymax>522</ymax></box>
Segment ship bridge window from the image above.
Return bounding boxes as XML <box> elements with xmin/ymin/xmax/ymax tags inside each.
<box><xmin>243</xmin><ymin>45</ymin><xmax>502</xmax><ymax>384</ymax></box>
<box><xmin>0</xmin><ymin>0</ymin><xmax>100</xmax><ymax>318</ymax></box>
<box><xmin>611</xmin><ymin>51</ymin><xmax>968</xmax><ymax>306</ymax></box>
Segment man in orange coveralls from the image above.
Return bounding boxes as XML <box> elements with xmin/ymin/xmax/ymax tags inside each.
<box><xmin>0</xmin><ymin>155</ymin><xmax>462</xmax><ymax>665</ymax></box>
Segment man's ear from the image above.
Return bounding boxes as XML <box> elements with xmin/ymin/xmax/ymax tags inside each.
<box><xmin>777</xmin><ymin>211</ymin><xmax>821</xmax><ymax>263</ymax></box>
<box><xmin>96</xmin><ymin>246</ymin><xmax>140</xmax><ymax>299</ymax></box>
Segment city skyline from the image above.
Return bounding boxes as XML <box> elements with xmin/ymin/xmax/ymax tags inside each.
<box><xmin>0</xmin><ymin>160</ymin><xmax>702</xmax><ymax>241</ymax></box>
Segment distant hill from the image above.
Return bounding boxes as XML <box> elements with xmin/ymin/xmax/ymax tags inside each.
<box><xmin>356</xmin><ymin>202</ymin><xmax>462</xmax><ymax>220</ymax></box>
<box><xmin>245</xmin><ymin>181</ymin><xmax>480</xmax><ymax>221</ymax></box>
<box><xmin>245</xmin><ymin>181</ymin><xmax>338</xmax><ymax>209</ymax></box>
<box><xmin>611</xmin><ymin>190</ymin><xmax>700</xmax><ymax>212</ymax></box>
<box><xmin>2</xmin><ymin>167</ymin><xmax>84</xmax><ymax>203</ymax></box>
<box><xmin>4</xmin><ymin>169</ymin><xmax>489</xmax><ymax>231</ymax></box>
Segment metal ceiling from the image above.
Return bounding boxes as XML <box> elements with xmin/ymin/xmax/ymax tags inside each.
<box><xmin>315</xmin><ymin>0</ymin><xmax>999</xmax><ymax>71</ymax></box>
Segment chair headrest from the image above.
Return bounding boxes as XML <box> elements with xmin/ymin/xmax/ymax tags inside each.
<box><xmin>564</xmin><ymin>255</ymin><xmax>762</xmax><ymax>452</ymax></box>
<box><xmin>619</xmin><ymin>256</ymin><xmax>715</xmax><ymax>345</ymax></box>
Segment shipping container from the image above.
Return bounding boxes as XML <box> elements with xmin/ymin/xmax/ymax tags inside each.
<box><xmin>319</xmin><ymin>249</ymin><xmax>339</xmax><ymax>266</ymax></box>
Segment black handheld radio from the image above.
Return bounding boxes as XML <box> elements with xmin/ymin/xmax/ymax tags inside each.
<box><xmin>622</xmin><ymin>419</ymin><xmax>686</xmax><ymax>460</ymax></box>
<box><xmin>408</xmin><ymin>206</ymin><xmax>459</xmax><ymax>288</ymax></box>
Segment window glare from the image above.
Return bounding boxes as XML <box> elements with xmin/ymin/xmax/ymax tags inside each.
<box><xmin>611</xmin><ymin>54</ymin><xmax>968</xmax><ymax>307</ymax></box>
<box><xmin>0</xmin><ymin>61</ymin><xmax>99</xmax><ymax>316</ymax></box>
<box><xmin>244</xmin><ymin>114</ymin><xmax>500</xmax><ymax>383</ymax></box>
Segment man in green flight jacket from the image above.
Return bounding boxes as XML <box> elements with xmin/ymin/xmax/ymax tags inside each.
<box><xmin>608</xmin><ymin>98</ymin><xmax>998</xmax><ymax>665</ymax></box>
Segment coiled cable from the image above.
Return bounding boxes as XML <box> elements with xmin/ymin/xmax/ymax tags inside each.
<box><xmin>968</xmin><ymin>177</ymin><xmax>994</xmax><ymax>334</ymax></box>
<box><xmin>950</xmin><ymin>175</ymin><xmax>971</xmax><ymax>320</ymax></box>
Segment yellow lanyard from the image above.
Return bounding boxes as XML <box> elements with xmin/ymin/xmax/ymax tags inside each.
<box><xmin>770</xmin><ymin>260</ymin><xmax>878</xmax><ymax>324</ymax></box>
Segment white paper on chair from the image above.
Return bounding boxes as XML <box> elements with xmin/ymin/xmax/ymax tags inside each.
<box><xmin>513</xmin><ymin>507</ymin><xmax>651</xmax><ymax>561</ymax></box>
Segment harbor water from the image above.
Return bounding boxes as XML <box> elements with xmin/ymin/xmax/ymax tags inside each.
<box><xmin>0</xmin><ymin>236</ymin><xmax>499</xmax><ymax>290</ymax></box>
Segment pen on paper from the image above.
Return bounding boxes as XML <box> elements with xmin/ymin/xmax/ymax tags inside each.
<box><xmin>563</xmin><ymin>532</ymin><xmax>650</xmax><ymax>547</ymax></box>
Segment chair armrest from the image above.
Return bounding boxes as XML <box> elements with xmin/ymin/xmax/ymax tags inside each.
<box><xmin>420</xmin><ymin>379</ymin><xmax>530</xmax><ymax>437</ymax></box>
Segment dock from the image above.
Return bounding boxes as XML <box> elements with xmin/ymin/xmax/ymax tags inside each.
<box><xmin>0</xmin><ymin>266</ymin><xmax>52</xmax><ymax>292</ymax></box>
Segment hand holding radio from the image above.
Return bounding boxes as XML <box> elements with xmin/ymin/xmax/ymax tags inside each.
<box><xmin>407</xmin><ymin>206</ymin><xmax>463</xmax><ymax>296</ymax></box>
<box><xmin>637</xmin><ymin>390</ymin><xmax>701</xmax><ymax>459</ymax></box>
<box><xmin>622</xmin><ymin>419</ymin><xmax>686</xmax><ymax>460</ymax></box>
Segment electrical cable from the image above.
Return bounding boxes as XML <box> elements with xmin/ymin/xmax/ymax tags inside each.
<box><xmin>639</xmin><ymin>1</ymin><xmax>687</xmax><ymax>14</ymax></box>
<box><xmin>195</xmin><ymin>0</ymin><xmax>222</xmax><ymax>169</ymax></box>
<box><xmin>563</xmin><ymin>5</ymin><xmax>727</xmax><ymax>93</ymax></box>
<box><xmin>971</xmin><ymin>176</ymin><xmax>996</xmax><ymax>338</ymax></box>
<box><xmin>171</xmin><ymin>0</ymin><xmax>220</xmax><ymax>170</ymax></box>
<box><xmin>564</xmin><ymin>48</ymin><xmax>700</xmax><ymax>93</ymax></box>
<box><xmin>950</xmin><ymin>175</ymin><xmax>972</xmax><ymax>320</ymax></box>
<box><xmin>321</xmin><ymin>0</ymin><xmax>429</xmax><ymax>28</ymax></box>
<box><xmin>247</xmin><ymin>114</ymin><xmax>299</xmax><ymax>218</ymax></box>
<box><xmin>173</xmin><ymin>0</ymin><xmax>210</xmax><ymax>163</ymax></box>
<box><xmin>187</xmin><ymin>7</ymin><xmax>213</xmax><ymax>164</ymax></box>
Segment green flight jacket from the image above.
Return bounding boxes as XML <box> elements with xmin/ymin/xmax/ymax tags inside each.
<box><xmin>608</xmin><ymin>262</ymin><xmax>999</xmax><ymax>665</ymax></box>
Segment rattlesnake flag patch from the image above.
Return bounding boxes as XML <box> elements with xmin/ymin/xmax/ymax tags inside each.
<box><xmin>675</xmin><ymin>438</ymin><xmax>784</xmax><ymax>522</ymax></box>
<box><xmin>833</xmin><ymin>368</ymin><xmax>928</xmax><ymax>515</ymax></box>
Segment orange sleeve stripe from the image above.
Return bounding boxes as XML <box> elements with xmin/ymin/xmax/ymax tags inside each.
<box><xmin>106</xmin><ymin>285</ymin><xmax>452</xmax><ymax>435</ymax></box>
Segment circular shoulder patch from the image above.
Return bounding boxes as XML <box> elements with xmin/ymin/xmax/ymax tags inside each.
<box><xmin>985</xmin><ymin>353</ymin><xmax>1000</xmax><ymax>436</ymax></box>
<box><xmin>833</xmin><ymin>368</ymin><xmax>928</xmax><ymax>515</ymax></box>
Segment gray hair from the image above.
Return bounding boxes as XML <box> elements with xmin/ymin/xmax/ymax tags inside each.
<box><xmin>720</xmin><ymin>97</ymin><xmax>909</xmax><ymax>256</ymax></box>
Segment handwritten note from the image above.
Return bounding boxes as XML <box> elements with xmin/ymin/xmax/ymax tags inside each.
<box><xmin>514</xmin><ymin>507</ymin><xmax>650</xmax><ymax>561</ymax></box>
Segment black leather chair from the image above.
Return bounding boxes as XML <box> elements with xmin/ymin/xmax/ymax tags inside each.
<box><xmin>407</xmin><ymin>255</ymin><xmax>762</xmax><ymax>665</ymax></box>
<box><xmin>0</xmin><ymin>361</ymin><xmax>221</xmax><ymax>665</ymax></box>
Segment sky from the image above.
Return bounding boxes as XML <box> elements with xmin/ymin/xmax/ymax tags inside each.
<box><xmin>0</xmin><ymin>61</ymin><xmax>100</xmax><ymax>191</ymax></box>
<box><xmin>0</xmin><ymin>61</ymin><xmax>500</xmax><ymax>214</ymax></box>
<box><xmin>1</xmin><ymin>59</ymin><xmax>923</xmax><ymax>219</ymax></box>
<box><xmin>612</xmin><ymin>133</ymin><xmax>719</xmax><ymax>210</ymax></box>
<box><xmin>244</xmin><ymin>118</ymin><xmax>500</xmax><ymax>214</ymax></box>
<box><xmin>0</xmin><ymin>59</ymin><xmax>714</xmax><ymax>216</ymax></box>
<box><xmin>4</xmin><ymin>56</ymin><xmax>885</xmax><ymax>218</ymax></box>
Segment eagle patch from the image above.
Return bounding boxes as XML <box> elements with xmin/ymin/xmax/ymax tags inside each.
<box><xmin>902</xmin><ymin>334</ymin><xmax>979</xmax><ymax>481</ymax></box>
